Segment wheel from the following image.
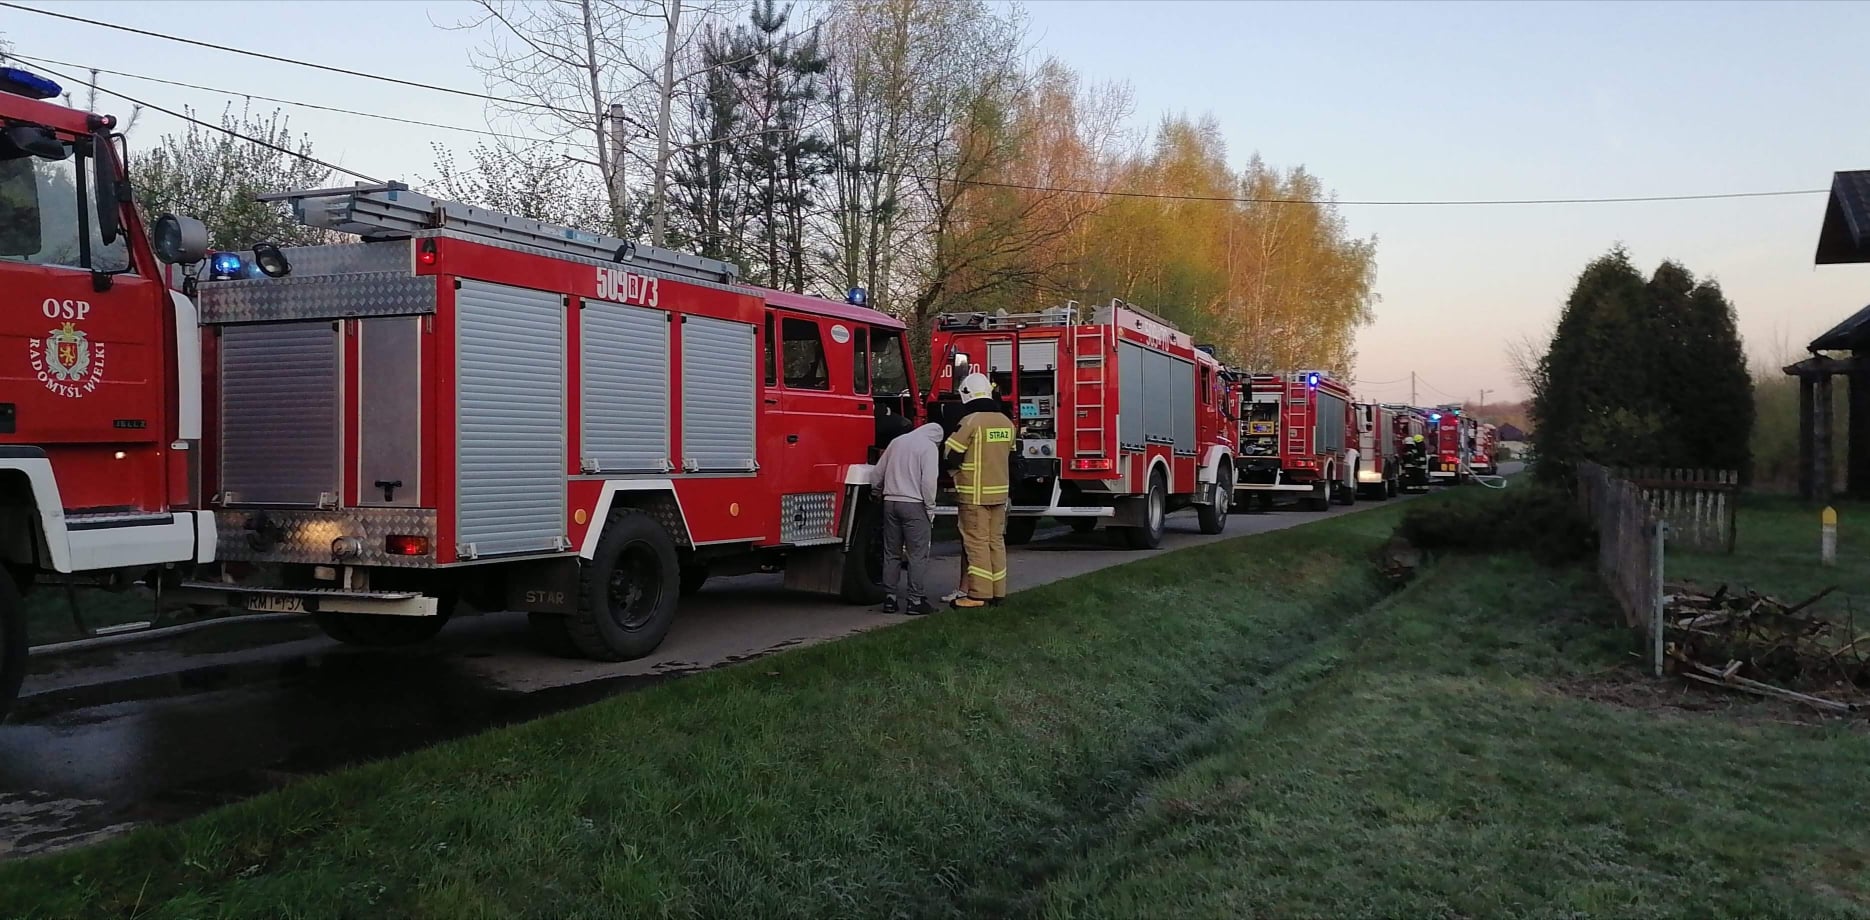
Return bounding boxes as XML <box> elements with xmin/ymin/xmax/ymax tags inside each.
<box><xmin>569</xmin><ymin>508</ymin><xmax>682</xmax><ymax>661</ymax></box>
<box><xmin>1333</xmin><ymin>467</ymin><xmax>1356</xmax><ymax>506</ymax></box>
<box><xmin>1005</xmin><ymin>516</ymin><xmax>1040</xmax><ymax>546</ymax></box>
<box><xmin>1121</xmin><ymin>468</ymin><xmax>1169</xmax><ymax>549</ymax></box>
<box><xmin>0</xmin><ymin>567</ymin><xmax>25</xmax><ymax>723</ymax></box>
<box><xmin>1196</xmin><ymin>465</ymin><xmax>1232</xmax><ymax>535</ymax></box>
<box><xmin>315</xmin><ymin>602</ymin><xmax>452</xmax><ymax>648</ymax></box>
<box><xmin>1068</xmin><ymin>518</ymin><xmax>1098</xmax><ymax>534</ymax></box>
<box><xmin>528</xmin><ymin>612</ymin><xmax>582</xmax><ymax>658</ymax></box>
<box><xmin>679</xmin><ymin>565</ymin><xmax>709</xmax><ymax>597</ymax></box>
<box><xmin>1303</xmin><ymin>479</ymin><xmax>1330</xmax><ymax>512</ymax></box>
<box><xmin>838</xmin><ymin>500</ymin><xmax>887</xmax><ymax>605</ymax></box>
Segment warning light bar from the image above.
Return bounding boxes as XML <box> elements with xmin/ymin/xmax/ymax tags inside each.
<box><xmin>1069</xmin><ymin>458</ymin><xmax>1115</xmax><ymax>474</ymax></box>
<box><xmin>0</xmin><ymin>66</ymin><xmax>61</xmax><ymax>100</ymax></box>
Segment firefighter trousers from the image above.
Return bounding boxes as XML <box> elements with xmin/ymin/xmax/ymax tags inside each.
<box><xmin>957</xmin><ymin>503</ymin><xmax>1008</xmax><ymax>600</ymax></box>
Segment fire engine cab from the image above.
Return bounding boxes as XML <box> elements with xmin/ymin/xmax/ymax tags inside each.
<box><xmin>929</xmin><ymin>300</ymin><xmax>1235</xmax><ymax>548</ymax></box>
<box><xmin>1233</xmin><ymin>371</ymin><xmax>1358</xmax><ymax>511</ymax></box>
<box><xmin>0</xmin><ymin>67</ymin><xmax>216</xmax><ymax>719</ymax></box>
<box><xmin>169</xmin><ymin>181</ymin><xmax>917</xmax><ymax>662</ymax></box>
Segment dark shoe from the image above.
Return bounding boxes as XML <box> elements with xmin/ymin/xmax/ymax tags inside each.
<box><xmin>905</xmin><ymin>600</ymin><xmax>936</xmax><ymax>616</ymax></box>
<box><xmin>878</xmin><ymin>598</ymin><xmax>900</xmax><ymax>615</ymax></box>
<box><xmin>951</xmin><ymin>596</ymin><xmax>990</xmax><ymax>610</ymax></box>
<box><xmin>989</xmin><ymin>598</ymin><xmax>1004</xmax><ymax>607</ymax></box>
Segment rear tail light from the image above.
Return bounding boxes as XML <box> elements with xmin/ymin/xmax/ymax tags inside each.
<box><xmin>1069</xmin><ymin>458</ymin><xmax>1115</xmax><ymax>474</ymax></box>
<box><xmin>386</xmin><ymin>535</ymin><xmax>431</xmax><ymax>556</ymax></box>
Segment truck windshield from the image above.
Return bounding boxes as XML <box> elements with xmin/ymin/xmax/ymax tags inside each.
<box><xmin>0</xmin><ymin>140</ymin><xmax>130</xmax><ymax>273</ymax></box>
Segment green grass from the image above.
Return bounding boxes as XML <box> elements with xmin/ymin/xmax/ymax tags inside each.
<box><xmin>9</xmin><ymin>488</ymin><xmax>1870</xmax><ymax>918</ymax></box>
<box><xmin>1671</xmin><ymin>495</ymin><xmax>1870</xmax><ymax>608</ymax></box>
<box><xmin>3</xmin><ymin>496</ymin><xmax>1403</xmax><ymax>919</ymax></box>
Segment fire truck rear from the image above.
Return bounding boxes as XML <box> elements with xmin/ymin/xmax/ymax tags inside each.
<box><xmin>1472</xmin><ymin>422</ymin><xmax>1499</xmax><ymax>475</ymax></box>
<box><xmin>175</xmin><ymin>182</ymin><xmax>916</xmax><ymax>661</ymax></box>
<box><xmin>0</xmin><ymin>66</ymin><xmax>219</xmax><ymax>720</ymax></box>
<box><xmin>1233</xmin><ymin>371</ymin><xmax>1358</xmax><ymax>511</ymax></box>
<box><xmin>1353</xmin><ymin>402</ymin><xmax>1400</xmax><ymax>500</ymax></box>
<box><xmin>1393</xmin><ymin>405</ymin><xmax>1431</xmax><ymax>491</ymax></box>
<box><xmin>928</xmin><ymin>300</ymin><xmax>1235</xmax><ymax>548</ymax></box>
<box><xmin>1426</xmin><ymin>405</ymin><xmax>1471</xmax><ymax>483</ymax></box>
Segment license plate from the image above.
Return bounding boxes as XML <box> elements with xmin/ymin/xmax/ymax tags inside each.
<box><xmin>247</xmin><ymin>594</ymin><xmax>306</xmax><ymax>613</ymax></box>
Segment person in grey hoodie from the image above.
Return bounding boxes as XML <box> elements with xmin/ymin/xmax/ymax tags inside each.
<box><xmin>874</xmin><ymin>422</ymin><xmax>944</xmax><ymax>616</ymax></box>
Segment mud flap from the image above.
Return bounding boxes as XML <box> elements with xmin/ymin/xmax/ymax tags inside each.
<box><xmin>504</xmin><ymin>557</ymin><xmax>580</xmax><ymax>614</ymax></box>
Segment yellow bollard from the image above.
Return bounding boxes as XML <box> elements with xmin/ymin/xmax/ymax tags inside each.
<box><xmin>1822</xmin><ymin>506</ymin><xmax>1838</xmax><ymax>567</ymax></box>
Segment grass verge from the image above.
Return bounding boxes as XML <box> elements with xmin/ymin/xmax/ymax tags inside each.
<box><xmin>11</xmin><ymin>487</ymin><xmax>1870</xmax><ymax>918</ymax></box>
<box><xmin>3</xmin><ymin>500</ymin><xmax>1403</xmax><ymax>918</ymax></box>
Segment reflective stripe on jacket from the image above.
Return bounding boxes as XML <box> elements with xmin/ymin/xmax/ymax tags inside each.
<box><xmin>945</xmin><ymin>409</ymin><xmax>1015</xmax><ymax>506</ymax></box>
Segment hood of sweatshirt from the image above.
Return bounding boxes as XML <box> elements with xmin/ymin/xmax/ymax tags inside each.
<box><xmin>911</xmin><ymin>422</ymin><xmax>945</xmax><ymax>444</ymax></box>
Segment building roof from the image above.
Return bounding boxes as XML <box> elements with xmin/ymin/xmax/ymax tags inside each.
<box><xmin>1498</xmin><ymin>424</ymin><xmax>1527</xmax><ymax>442</ymax></box>
<box><xmin>1816</xmin><ymin>171</ymin><xmax>1870</xmax><ymax>265</ymax></box>
<box><xmin>1809</xmin><ymin>302</ymin><xmax>1870</xmax><ymax>352</ymax></box>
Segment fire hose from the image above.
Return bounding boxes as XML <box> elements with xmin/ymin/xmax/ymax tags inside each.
<box><xmin>1461</xmin><ymin>459</ymin><xmax>1509</xmax><ymax>490</ymax></box>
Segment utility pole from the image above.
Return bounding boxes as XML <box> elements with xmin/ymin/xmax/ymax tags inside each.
<box><xmin>1478</xmin><ymin>388</ymin><xmax>1492</xmax><ymax>408</ymax></box>
<box><xmin>1410</xmin><ymin>371</ymin><xmax>1417</xmax><ymax>407</ymax></box>
<box><xmin>649</xmin><ymin>0</ymin><xmax>681</xmax><ymax>247</ymax></box>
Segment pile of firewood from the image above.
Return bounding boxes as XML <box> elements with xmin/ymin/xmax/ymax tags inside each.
<box><xmin>1662</xmin><ymin>584</ymin><xmax>1868</xmax><ymax>713</ymax></box>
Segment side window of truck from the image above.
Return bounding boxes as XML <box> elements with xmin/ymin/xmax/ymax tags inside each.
<box><xmin>763</xmin><ymin>314</ymin><xmax>777</xmax><ymax>387</ymax></box>
<box><xmin>852</xmin><ymin>326</ymin><xmax>870</xmax><ymax>394</ymax></box>
<box><xmin>781</xmin><ymin>316</ymin><xmax>830</xmax><ymax>391</ymax></box>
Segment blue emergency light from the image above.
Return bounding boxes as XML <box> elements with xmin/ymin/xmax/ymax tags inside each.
<box><xmin>846</xmin><ymin>286</ymin><xmax>868</xmax><ymax>307</ymax></box>
<box><xmin>1306</xmin><ymin>372</ymin><xmax>1319</xmax><ymax>388</ymax></box>
<box><xmin>0</xmin><ymin>66</ymin><xmax>62</xmax><ymax>101</ymax></box>
<box><xmin>1431</xmin><ymin>412</ymin><xmax>1442</xmax><ymax>421</ymax></box>
<box><xmin>210</xmin><ymin>251</ymin><xmax>245</xmax><ymax>279</ymax></box>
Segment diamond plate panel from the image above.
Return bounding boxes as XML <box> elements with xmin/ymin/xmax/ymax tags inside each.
<box><xmin>780</xmin><ymin>492</ymin><xmax>837</xmax><ymax>544</ymax></box>
<box><xmin>200</xmin><ymin>272</ymin><xmax>436</xmax><ymax>324</ymax></box>
<box><xmin>215</xmin><ymin>508</ymin><xmax>438</xmax><ymax>568</ymax></box>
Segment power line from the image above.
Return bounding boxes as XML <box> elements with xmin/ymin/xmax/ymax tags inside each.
<box><xmin>25</xmin><ymin>60</ymin><xmax>382</xmax><ymax>184</ymax></box>
<box><xmin>0</xmin><ymin>2</ymin><xmax>552</xmax><ymax>111</ymax></box>
<box><xmin>11</xmin><ymin>53</ymin><xmax>578</xmax><ymax>151</ymax></box>
<box><xmin>6</xmin><ymin>5</ymin><xmax>1831</xmax><ymax>208</ymax></box>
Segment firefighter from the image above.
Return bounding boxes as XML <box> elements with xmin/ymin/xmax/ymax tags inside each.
<box><xmin>944</xmin><ymin>372</ymin><xmax>1015</xmax><ymax>609</ymax></box>
<box><xmin>1401</xmin><ymin>434</ymin><xmax>1428</xmax><ymax>491</ymax></box>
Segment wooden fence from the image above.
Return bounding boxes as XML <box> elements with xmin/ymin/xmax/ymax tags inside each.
<box><xmin>1577</xmin><ymin>463</ymin><xmax>1665</xmax><ymax>676</ymax></box>
<box><xmin>1612</xmin><ymin>467</ymin><xmax>1739</xmax><ymax>554</ymax></box>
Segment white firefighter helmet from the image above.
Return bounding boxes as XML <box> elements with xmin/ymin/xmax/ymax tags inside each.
<box><xmin>958</xmin><ymin>372</ymin><xmax>992</xmax><ymax>403</ymax></box>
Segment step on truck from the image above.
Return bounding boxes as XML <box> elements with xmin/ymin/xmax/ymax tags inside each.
<box><xmin>175</xmin><ymin>181</ymin><xmax>920</xmax><ymax>661</ymax></box>
<box><xmin>0</xmin><ymin>66</ymin><xmax>224</xmax><ymax>721</ymax></box>
<box><xmin>928</xmin><ymin>300</ymin><xmax>1236</xmax><ymax>548</ymax></box>
<box><xmin>1353</xmin><ymin>402</ymin><xmax>1401</xmax><ymax>500</ymax></box>
<box><xmin>1233</xmin><ymin>371</ymin><xmax>1358</xmax><ymax>512</ymax></box>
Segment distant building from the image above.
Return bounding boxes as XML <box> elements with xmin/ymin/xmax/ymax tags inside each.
<box><xmin>1498</xmin><ymin>423</ymin><xmax>1527</xmax><ymax>442</ymax></box>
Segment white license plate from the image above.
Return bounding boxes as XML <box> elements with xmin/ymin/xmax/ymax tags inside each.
<box><xmin>247</xmin><ymin>594</ymin><xmax>306</xmax><ymax>613</ymax></box>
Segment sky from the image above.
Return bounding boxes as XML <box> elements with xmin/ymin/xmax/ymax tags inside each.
<box><xmin>5</xmin><ymin>0</ymin><xmax>1868</xmax><ymax>405</ymax></box>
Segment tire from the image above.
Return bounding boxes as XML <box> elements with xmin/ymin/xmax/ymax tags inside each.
<box><xmin>1333</xmin><ymin>469</ymin><xmax>1357</xmax><ymax>506</ymax></box>
<box><xmin>0</xmin><ymin>567</ymin><xmax>25</xmax><ymax>724</ymax></box>
<box><xmin>1196</xmin><ymin>465</ymin><xmax>1232</xmax><ymax>535</ymax></box>
<box><xmin>1121</xmin><ymin>468</ymin><xmax>1169</xmax><ymax>549</ymax></box>
<box><xmin>569</xmin><ymin>508</ymin><xmax>682</xmax><ymax>661</ymax></box>
<box><xmin>1005</xmin><ymin>516</ymin><xmax>1040</xmax><ymax>546</ymax></box>
<box><xmin>838</xmin><ymin>500</ymin><xmax>887</xmax><ymax>605</ymax></box>
<box><xmin>315</xmin><ymin>603</ymin><xmax>452</xmax><ymax>648</ymax></box>
<box><xmin>679</xmin><ymin>565</ymin><xmax>709</xmax><ymax>597</ymax></box>
<box><xmin>527</xmin><ymin>612</ymin><xmax>582</xmax><ymax>658</ymax></box>
<box><xmin>1068</xmin><ymin>518</ymin><xmax>1098</xmax><ymax>535</ymax></box>
<box><xmin>1303</xmin><ymin>479</ymin><xmax>1330</xmax><ymax>512</ymax></box>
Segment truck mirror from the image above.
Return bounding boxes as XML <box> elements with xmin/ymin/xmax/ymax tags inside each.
<box><xmin>153</xmin><ymin>214</ymin><xmax>209</xmax><ymax>265</ymax></box>
<box><xmin>0</xmin><ymin>157</ymin><xmax>42</xmax><ymax>257</ymax></box>
<box><xmin>91</xmin><ymin>129</ymin><xmax>120</xmax><ymax>247</ymax></box>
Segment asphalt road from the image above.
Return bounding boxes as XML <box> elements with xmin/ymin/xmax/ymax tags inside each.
<box><xmin>0</xmin><ymin>484</ymin><xmax>1450</xmax><ymax>859</ymax></box>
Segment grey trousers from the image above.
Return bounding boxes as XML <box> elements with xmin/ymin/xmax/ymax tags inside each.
<box><xmin>882</xmin><ymin>500</ymin><xmax>932</xmax><ymax>605</ymax></box>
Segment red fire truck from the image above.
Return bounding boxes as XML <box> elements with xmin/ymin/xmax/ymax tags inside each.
<box><xmin>0</xmin><ymin>62</ymin><xmax>918</xmax><ymax>719</ymax></box>
<box><xmin>1353</xmin><ymin>402</ymin><xmax>1400</xmax><ymax>500</ymax></box>
<box><xmin>0</xmin><ymin>66</ymin><xmax>215</xmax><ymax>718</ymax></box>
<box><xmin>1426</xmin><ymin>405</ymin><xmax>1472</xmax><ymax>483</ymax></box>
<box><xmin>928</xmin><ymin>300</ymin><xmax>1236</xmax><ymax>548</ymax></box>
<box><xmin>1392</xmin><ymin>405</ymin><xmax>1431</xmax><ymax>491</ymax></box>
<box><xmin>1233</xmin><ymin>371</ymin><xmax>1358</xmax><ymax>511</ymax></box>
<box><xmin>180</xmin><ymin>182</ymin><xmax>918</xmax><ymax>661</ymax></box>
<box><xmin>1473</xmin><ymin>422</ymin><xmax>1499</xmax><ymax>476</ymax></box>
